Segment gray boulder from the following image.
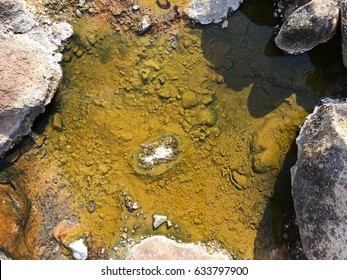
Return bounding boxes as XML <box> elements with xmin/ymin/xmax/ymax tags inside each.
<box><xmin>275</xmin><ymin>0</ymin><xmax>339</xmax><ymax>54</ymax></box>
<box><xmin>0</xmin><ymin>0</ymin><xmax>38</xmax><ymax>33</ymax></box>
<box><xmin>275</xmin><ymin>0</ymin><xmax>347</xmax><ymax>67</ymax></box>
<box><xmin>187</xmin><ymin>0</ymin><xmax>244</xmax><ymax>24</ymax></box>
<box><xmin>291</xmin><ymin>98</ymin><xmax>347</xmax><ymax>259</ymax></box>
<box><xmin>0</xmin><ymin>0</ymin><xmax>72</xmax><ymax>157</ymax></box>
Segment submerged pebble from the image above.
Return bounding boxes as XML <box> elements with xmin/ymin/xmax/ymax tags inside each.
<box><xmin>182</xmin><ymin>91</ymin><xmax>198</xmax><ymax>108</ymax></box>
<box><xmin>196</xmin><ymin>108</ymin><xmax>217</xmax><ymax>127</ymax></box>
<box><xmin>153</xmin><ymin>214</ymin><xmax>168</xmax><ymax>229</ymax></box>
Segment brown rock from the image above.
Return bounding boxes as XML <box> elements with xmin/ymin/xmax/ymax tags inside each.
<box><xmin>52</xmin><ymin>220</ymin><xmax>80</xmax><ymax>245</ymax></box>
<box><xmin>0</xmin><ymin>181</ymin><xmax>30</xmax><ymax>257</ymax></box>
<box><xmin>38</xmin><ymin>246</ymin><xmax>46</xmax><ymax>256</ymax></box>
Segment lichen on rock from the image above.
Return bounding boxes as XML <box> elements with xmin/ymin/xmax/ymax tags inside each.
<box><xmin>291</xmin><ymin>98</ymin><xmax>347</xmax><ymax>259</ymax></box>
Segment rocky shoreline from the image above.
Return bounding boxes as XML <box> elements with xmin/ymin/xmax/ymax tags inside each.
<box><xmin>1</xmin><ymin>0</ymin><xmax>347</xmax><ymax>260</ymax></box>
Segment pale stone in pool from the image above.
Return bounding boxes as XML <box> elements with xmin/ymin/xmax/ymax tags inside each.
<box><xmin>132</xmin><ymin>133</ymin><xmax>182</xmax><ymax>176</ymax></box>
<box><xmin>68</xmin><ymin>239</ymin><xmax>88</xmax><ymax>260</ymax></box>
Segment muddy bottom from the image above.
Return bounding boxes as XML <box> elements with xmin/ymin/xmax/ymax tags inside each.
<box><xmin>1</xmin><ymin>3</ymin><xmax>345</xmax><ymax>260</ymax></box>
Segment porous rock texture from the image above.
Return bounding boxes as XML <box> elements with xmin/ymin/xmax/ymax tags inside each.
<box><xmin>188</xmin><ymin>0</ymin><xmax>244</xmax><ymax>24</ymax></box>
<box><xmin>0</xmin><ymin>0</ymin><xmax>72</xmax><ymax>157</ymax></box>
<box><xmin>291</xmin><ymin>98</ymin><xmax>347</xmax><ymax>259</ymax></box>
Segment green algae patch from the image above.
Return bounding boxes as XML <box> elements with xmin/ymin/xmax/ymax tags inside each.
<box><xmin>133</xmin><ymin>133</ymin><xmax>182</xmax><ymax>176</ymax></box>
<box><xmin>49</xmin><ymin>14</ymin><xmax>315</xmax><ymax>259</ymax></box>
<box><xmin>3</xmin><ymin>11</ymin><xmax>325</xmax><ymax>260</ymax></box>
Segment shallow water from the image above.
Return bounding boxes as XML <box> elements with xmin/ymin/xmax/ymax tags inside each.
<box><xmin>1</xmin><ymin>1</ymin><xmax>346</xmax><ymax>259</ymax></box>
<box><xmin>45</xmin><ymin>13</ymin><xmax>311</xmax><ymax>259</ymax></box>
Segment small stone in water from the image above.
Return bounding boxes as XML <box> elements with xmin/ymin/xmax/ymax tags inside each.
<box><xmin>196</xmin><ymin>108</ymin><xmax>217</xmax><ymax>127</ymax></box>
<box><xmin>194</xmin><ymin>218</ymin><xmax>202</xmax><ymax>225</ymax></box>
<box><xmin>153</xmin><ymin>214</ymin><xmax>168</xmax><ymax>229</ymax></box>
<box><xmin>182</xmin><ymin>91</ymin><xmax>198</xmax><ymax>109</ymax></box>
<box><xmin>68</xmin><ymin>239</ymin><xmax>88</xmax><ymax>260</ymax></box>
<box><xmin>138</xmin><ymin>15</ymin><xmax>152</xmax><ymax>34</ymax></box>
<box><xmin>133</xmin><ymin>133</ymin><xmax>182</xmax><ymax>176</ymax></box>
<box><xmin>158</xmin><ymin>90</ymin><xmax>171</xmax><ymax>99</ymax></box>
<box><xmin>52</xmin><ymin>113</ymin><xmax>64</xmax><ymax>132</ymax></box>
<box><xmin>87</xmin><ymin>201</ymin><xmax>96</xmax><ymax>213</ymax></box>
<box><xmin>132</xmin><ymin>201</ymin><xmax>139</xmax><ymax>210</ymax></box>
<box><xmin>167</xmin><ymin>220</ymin><xmax>173</xmax><ymax>228</ymax></box>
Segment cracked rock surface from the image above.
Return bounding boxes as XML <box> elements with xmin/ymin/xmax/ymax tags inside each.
<box><xmin>0</xmin><ymin>0</ymin><xmax>72</xmax><ymax>157</ymax></box>
<box><xmin>291</xmin><ymin>98</ymin><xmax>347</xmax><ymax>259</ymax></box>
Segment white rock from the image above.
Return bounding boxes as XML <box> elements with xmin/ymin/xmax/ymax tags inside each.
<box><xmin>0</xmin><ymin>0</ymin><xmax>38</xmax><ymax>33</ymax></box>
<box><xmin>188</xmin><ymin>0</ymin><xmax>244</xmax><ymax>24</ymax></box>
<box><xmin>143</xmin><ymin>146</ymin><xmax>174</xmax><ymax>164</ymax></box>
<box><xmin>132</xmin><ymin>201</ymin><xmax>139</xmax><ymax>210</ymax></box>
<box><xmin>126</xmin><ymin>236</ymin><xmax>231</xmax><ymax>260</ymax></box>
<box><xmin>0</xmin><ymin>0</ymin><xmax>73</xmax><ymax>157</ymax></box>
<box><xmin>139</xmin><ymin>15</ymin><xmax>152</xmax><ymax>34</ymax></box>
<box><xmin>68</xmin><ymin>239</ymin><xmax>88</xmax><ymax>260</ymax></box>
<box><xmin>153</xmin><ymin>214</ymin><xmax>168</xmax><ymax>229</ymax></box>
<box><xmin>167</xmin><ymin>220</ymin><xmax>173</xmax><ymax>228</ymax></box>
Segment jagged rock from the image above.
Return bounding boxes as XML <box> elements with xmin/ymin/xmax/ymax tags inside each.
<box><xmin>152</xmin><ymin>214</ymin><xmax>168</xmax><ymax>229</ymax></box>
<box><xmin>138</xmin><ymin>15</ymin><xmax>152</xmax><ymax>34</ymax></box>
<box><xmin>275</xmin><ymin>0</ymin><xmax>347</xmax><ymax>67</ymax></box>
<box><xmin>52</xmin><ymin>220</ymin><xmax>89</xmax><ymax>259</ymax></box>
<box><xmin>188</xmin><ymin>0</ymin><xmax>244</xmax><ymax>24</ymax></box>
<box><xmin>291</xmin><ymin>98</ymin><xmax>347</xmax><ymax>259</ymax></box>
<box><xmin>0</xmin><ymin>0</ymin><xmax>72</xmax><ymax>157</ymax></box>
<box><xmin>126</xmin><ymin>236</ymin><xmax>231</xmax><ymax>260</ymax></box>
<box><xmin>0</xmin><ymin>0</ymin><xmax>38</xmax><ymax>33</ymax></box>
<box><xmin>68</xmin><ymin>239</ymin><xmax>88</xmax><ymax>260</ymax></box>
